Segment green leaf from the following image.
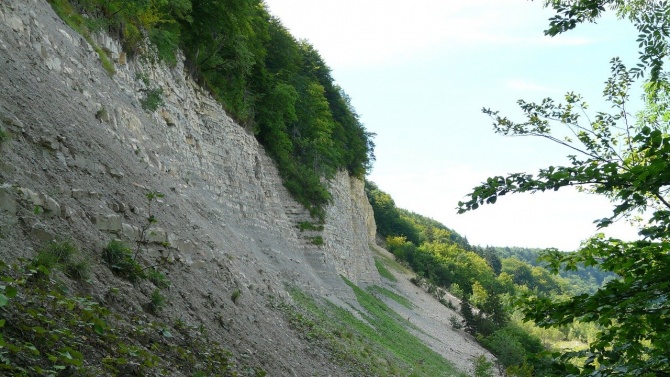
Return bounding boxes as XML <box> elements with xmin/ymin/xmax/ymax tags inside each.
<box><xmin>4</xmin><ymin>286</ymin><xmax>16</xmax><ymax>299</ymax></box>
<box><xmin>93</xmin><ymin>323</ymin><xmax>105</xmax><ymax>335</ymax></box>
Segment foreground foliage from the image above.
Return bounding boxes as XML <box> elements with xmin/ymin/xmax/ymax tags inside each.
<box><xmin>457</xmin><ymin>1</ymin><xmax>670</xmax><ymax>375</ymax></box>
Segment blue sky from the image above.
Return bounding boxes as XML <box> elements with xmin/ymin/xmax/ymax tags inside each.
<box><xmin>263</xmin><ymin>0</ymin><xmax>643</xmax><ymax>251</ymax></box>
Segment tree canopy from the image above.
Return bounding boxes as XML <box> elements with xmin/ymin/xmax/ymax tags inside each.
<box><xmin>459</xmin><ymin>1</ymin><xmax>670</xmax><ymax>375</ymax></box>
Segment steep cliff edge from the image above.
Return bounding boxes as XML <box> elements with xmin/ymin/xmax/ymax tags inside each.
<box><xmin>0</xmin><ymin>1</ymin><xmax>495</xmax><ymax>375</ymax></box>
<box><xmin>0</xmin><ymin>0</ymin><xmax>379</xmax><ymax>286</ymax></box>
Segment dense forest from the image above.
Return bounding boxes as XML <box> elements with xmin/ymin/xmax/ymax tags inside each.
<box><xmin>48</xmin><ymin>0</ymin><xmax>375</xmax><ymax>219</ymax></box>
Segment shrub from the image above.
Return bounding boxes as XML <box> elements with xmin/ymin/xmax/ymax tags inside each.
<box><xmin>136</xmin><ymin>72</ymin><xmax>164</xmax><ymax>112</ymax></box>
<box><xmin>140</xmin><ymin>87</ymin><xmax>164</xmax><ymax>112</ymax></box>
<box><xmin>440</xmin><ymin>298</ymin><xmax>455</xmax><ymax>310</ymax></box>
<box><xmin>449</xmin><ymin>283</ymin><xmax>464</xmax><ymax>299</ymax></box>
<box><xmin>472</xmin><ymin>355</ymin><xmax>495</xmax><ymax>377</ymax></box>
<box><xmin>148</xmin><ymin>289</ymin><xmax>165</xmax><ymax>314</ymax></box>
<box><xmin>449</xmin><ymin>315</ymin><xmax>463</xmax><ymax>330</ymax></box>
<box><xmin>95</xmin><ymin>107</ymin><xmax>108</xmax><ymax>121</ymax></box>
<box><xmin>310</xmin><ymin>236</ymin><xmax>324</xmax><ymax>246</ymax></box>
<box><xmin>147</xmin><ymin>268</ymin><xmax>170</xmax><ymax>289</ymax></box>
<box><xmin>65</xmin><ymin>259</ymin><xmax>90</xmax><ymax>281</ymax></box>
<box><xmin>231</xmin><ymin>289</ymin><xmax>241</xmax><ymax>304</ymax></box>
<box><xmin>483</xmin><ymin>330</ymin><xmax>526</xmax><ymax>368</ymax></box>
<box><xmin>409</xmin><ymin>276</ymin><xmax>423</xmax><ymax>287</ymax></box>
<box><xmin>103</xmin><ymin>240</ymin><xmax>144</xmax><ymax>282</ymax></box>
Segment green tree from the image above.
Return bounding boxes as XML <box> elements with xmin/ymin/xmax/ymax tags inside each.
<box><xmin>366</xmin><ymin>181</ymin><xmax>422</xmax><ymax>244</ymax></box>
<box><xmin>470</xmin><ymin>281</ymin><xmax>489</xmax><ymax>308</ymax></box>
<box><xmin>458</xmin><ymin>1</ymin><xmax>670</xmax><ymax>371</ymax></box>
<box><xmin>543</xmin><ymin>0</ymin><xmax>667</xmax><ymax>82</ymax></box>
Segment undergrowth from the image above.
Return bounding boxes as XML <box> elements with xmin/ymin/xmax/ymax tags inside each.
<box><xmin>0</xmin><ymin>252</ymin><xmax>264</xmax><ymax>376</ymax></box>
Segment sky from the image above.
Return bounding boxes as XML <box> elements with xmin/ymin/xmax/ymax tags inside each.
<box><xmin>262</xmin><ymin>0</ymin><xmax>644</xmax><ymax>251</ymax></box>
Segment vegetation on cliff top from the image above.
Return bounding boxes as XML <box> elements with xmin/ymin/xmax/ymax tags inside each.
<box><xmin>48</xmin><ymin>0</ymin><xmax>375</xmax><ymax>219</ymax></box>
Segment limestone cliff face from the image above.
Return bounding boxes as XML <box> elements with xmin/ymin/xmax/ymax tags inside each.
<box><xmin>110</xmin><ymin>43</ymin><xmax>381</xmax><ymax>289</ymax></box>
<box><xmin>0</xmin><ymin>0</ymin><xmax>379</xmax><ymax>289</ymax></box>
<box><xmin>323</xmin><ymin>171</ymin><xmax>378</xmax><ymax>284</ymax></box>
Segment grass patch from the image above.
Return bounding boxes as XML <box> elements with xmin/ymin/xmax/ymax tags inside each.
<box><xmin>373</xmin><ymin>247</ymin><xmax>412</xmax><ymax>273</ymax></box>
<box><xmin>368</xmin><ymin>285</ymin><xmax>413</xmax><ymax>309</ymax></box>
<box><xmin>374</xmin><ymin>257</ymin><xmax>397</xmax><ymax>282</ymax></box>
<box><xmin>0</xmin><ymin>129</ymin><xmax>9</xmax><ymax>143</ymax></box>
<box><xmin>64</xmin><ymin>259</ymin><xmax>90</xmax><ymax>281</ymax></box>
<box><xmin>102</xmin><ymin>240</ymin><xmax>145</xmax><ymax>282</ymax></box>
<box><xmin>93</xmin><ymin>44</ymin><xmax>116</xmax><ymax>75</ymax></box>
<box><xmin>342</xmin><ymin>277</ymin><xmax>467</xmax><ymax>377</ymax></box>
<box><xmin>29</xmin><ymin>241</ymin><xmax>89</xmax><ymax>281</ymax></box>
<box><xmin>297</xmin><ymin>221</ymin><xmax>324</xmax><ymax>231</ymax></box>
<box><xmin>147</xmin><ymin>267</ymin><xmax>170</xmax><ymax>289</ymax></box>
<box><xmin>284</xmin><ymin>283</ymin><xmax>468</xmax><ymax>377</ymax></box>
<box><xmin>283</xmin><ymin>288</ymin><xmax>402</xmax><ymax>376</ymax></box>
<box><xmin>309</xmin><ymin>236</ymin><xmax>324</xmax><ymax>246</ymax></box>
